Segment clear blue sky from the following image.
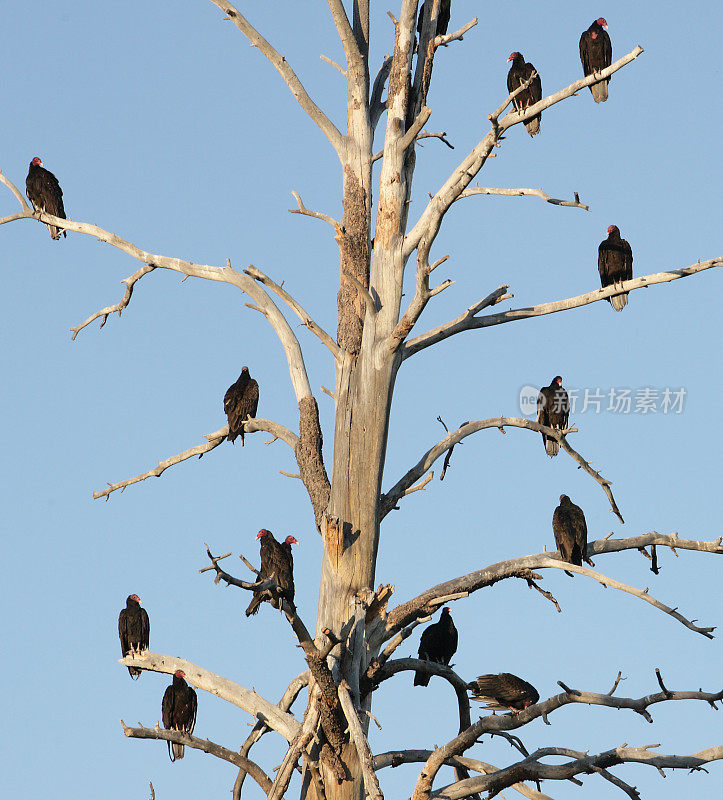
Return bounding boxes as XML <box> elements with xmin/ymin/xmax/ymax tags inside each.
<box><xmin>1</xmin><ymin>2</ymin><xmax>720</xmax><ymax>799</ymax></box>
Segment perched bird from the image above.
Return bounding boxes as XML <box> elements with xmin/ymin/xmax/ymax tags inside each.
<box><xmin>579</xmin><ymin>18</ymin><xmax>612</xmax><ymax>103</ymax></box>
<box><xmin>245</xmin><ymin>530</ymin><xmax>298</xmax><ymax>616</ymax></box>
<box><xmin>417</xmin><ymin>0</ymin><xmax>451</xmax><ymax>38</ymax></box>
<box><xmin>118</xmin><ymin>594</ymin><xmax>150</xmax><ymax>679</ymax></box>
<box><xmin>537</xmin><ymin>377</ymin><xmax>569</xmax><ymax>457</ymax></box>
<box><xmin>598</xmin><ymin>225</ymin><xmax>633</xmax><ymax>311</ymax></box>
<box><xmin>162</xmin><ymin>670</ymin><xmax>198</xmax><ymax>761</ymax></box>
<box><xmin>553</xmin><ymin>495</ymin><xmax>591</xmax><ymax>575</ymax></box>
<box><xmin>507</xmin><ymin>52</ymin><xmax>542</xmax><ymax>136</ymax></box>
<box><xmin>25</xmin><ymin>157</ymin><xmax>67</xmax><ymax>240</ymax></box>
<box><xmin>414</xmin><ymin>607</ymin><xmax>458</xmax><ymax>687</ymax></box>
<box><xmin>224</xmin><ymin>367</ymin><xmax>259</xmax><ymax>445</ymax></box>
<box><xmin>467</xmin><ymin>673</ymin><xmax>539</xmax><ymax>712</ymax></box>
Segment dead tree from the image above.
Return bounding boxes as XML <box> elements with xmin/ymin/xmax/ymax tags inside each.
<box><xmin>2</xmin><ymin>3</ymin><xmax>721</xmax><ymax>800</ymax></box>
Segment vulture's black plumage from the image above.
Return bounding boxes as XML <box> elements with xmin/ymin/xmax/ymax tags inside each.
<box><xmin>579</xmin><ymin>18</ymin><xmax>612</xmax><ymax>103</ymax></box>
<box><xmin>553</xmin><ymin>495</ymin><xmax>591</xmax><ymax>575</ymax></box>
<box><xmin>537</xmin><ymin>376</ymin><xmax>569</xmax><ymax>457</ymax></box>
<box><xmin>417</xmin><ymin>0</ymin><xmax>451</xmax><ymax>38</ymax></box>
<box><xmin>507</xmin><ymin>52</ymin><xmax>542</xmax><ymax>136</ymax></box>
<box><xmin>598</xmin><ymin>225</ymin><xmax>633</xmax><ymax>311</ymax></box>
<box><xmin>162</xmin><ymin>670</ymin><xmax>198</xmax><ymax>761</ymax></box>
<box><xmin>467</xmin><ymin>673</ymin><xmax>539</xmax><ymax>712</ymax></box>
<box><xmin>224</xmin><ymin>367</ymin><xmax>259</xmax><ymax>445</ymax></box>
<box><xmin>118</xmin><ymin>594</ymin><xmax>150</xmax><ymax>679</ymax></box>
<box><xmin>26</xmin><ymin>157</ymin><xmax>66</xmax><ymax>240</ymax></box>
<box><xmin>414</xmin><ymin>607</ymin><xmax>458</xmax><ymax>687</ymax></box>
<box><xmin>245</xmin><ymin>530</ymin><xmax>298</xmax><ymax>616</ymax></box>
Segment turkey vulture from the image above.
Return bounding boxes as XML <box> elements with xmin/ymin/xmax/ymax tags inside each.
<box><xmin>118</xmin><ymin>594</ymin><xmax>150</xmax><ymax>679</ymax></box>
<box><xmin>579</xmin><ymin>18</ymin><xmax>612</xmax><ymax>103</ymax></box>
<box><xmin>224</xmin><ymin>367</ymin><xmax>259</xmax><ymax>445</ymax></box>
<box><xmin>245</xmin><ymin>530</ymin><xmax>298</xmax><ymax>616</ymax></box>
<box><xmin>414</xmin><ymin>607</ymin><xmax>458</xmax><ymax>687</ymax></box>
<box><xmin>537</xmin><ymin>377</ymin><xmax>569</xmax><ymax>457</ymax></box>
<box><xmin>507</xmin><ymin>53</ymin><xmax>542</xmax><ymax>136</ymax></box>
<box><xmin>417</xmin><ymin>0</ymin><xmax>451</xmax><ymax>38</ymax></box>
<box><xmin>598</xmin><ymin>225</ymin><xmax>633</xmax><ymax>311</ymax></box>
<box><xmin>26</xmin><ymin>157</ymin><xmax>67</xmax><ymax>240</ymax></box>
<box><xmin>162</xmin><ymin>670</ymin><xmax>198</xmax><ymax>761</ymax></box>
<box><xmin>467</xmin><ymin>673</ymin><xmax>539</xmax><ymax>712</ymax></box>
<box><xmin>553</xmin><ymin>494</ymin><xmax>592</xmax><ymax>575</ymax></box>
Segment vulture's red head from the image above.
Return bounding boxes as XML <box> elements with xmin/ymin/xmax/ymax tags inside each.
<box><xmin>242</xmin><ymin>366</ymin><xmax>249</xmax><ymax>374</ymax></box>
<box><xmin>507</xmin><ymin>52</ymin><xmax>520</xmax><ymax>63</ymax></box>
<box><xmin>284</xmin><ymin>535</ymin><xmax>299</xmax><ymax>545</ymax></box>
<box><xmin>553</xmin><ymin>376</ymin><xmax>563</xmax><ymax>386</ymax></box>
<box><xmin>442</xmin><ymin>607</ymin><xmax>451</xmax><ymax>616</ymax></box>
<box><xmin>559</xmin><ymin>494</ymin><xmax>569</xmax><ymax>503</ymax></box>
<box><xmin>607</xmin><ymin>225</ymin><xmax>619</xmax><ymax>235</ymax></box>
<box><xmin>128</xmin><ymin>594</ymin><xmax>141</xmax><ymax>604</ymax></box>
<box><xmin>30</xmin><ymin>157</ymin><xmax>43</xmax><ymax>167</ymax></box>
<box><xmin>596</xmin><ymin>18</ymin><xmax>608</xmax><ymax>29</ymax></box>
<box><xmin>174</xmin><ymin>670</ymin><xmax>186</xmax><ymax>679</ymax></box>
<box><xmin>256</xmin><ymin>529</ymin><xmax>271</xmax><ymax>539</ymax></box>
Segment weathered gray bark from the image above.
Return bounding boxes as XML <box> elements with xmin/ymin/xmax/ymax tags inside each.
<box><xmin>6</xmin><ymin>4</ymin><xmax>719</xmax><ymax>800</ymax></box>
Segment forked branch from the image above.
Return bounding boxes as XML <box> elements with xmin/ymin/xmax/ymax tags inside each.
<box><xmin>70</xmin><ymin>264</ymin><xmax>156</xmax><ymax>339</ymax></box>
<box><xmin>380</xmin><ymin>532</ymin><xmax>721</xmax><ymax>643</ymax></box>
<box><xmin>0</xmin><ymin>172</ymin><xmax>316</xmax><ymax>403</ymax></box>
<box><xmin>404</xmin><ymin>259</ymin><xmax>722</xmax><ymax>357</ymax></box>
<box><xmin>380</xmin><ymin>417</ymin><xmax>622</xmax><ymax>522</ymax></box>
<box><xmin>93</xmin><ymin>419</ymin><xmax>298</xmax><ymax>500</ymax></box>
<box><xmin>409</xmin><ymin>678</ymin><xmax>722</xmax><ymax>800</ymax></box>
<box><xmin>245</xmin><ymin>264</ymin><xmax>341</xmax><ymax>359</ymax></box>
<box><xmin>403</xmin><ymin>46</ymin><xmax>644</xmax><ymax>259</ymax></box>
<box><xmin>432</xmin><ymin>744</ymin><xmax>723</xmax><ymax>800</ymax></box>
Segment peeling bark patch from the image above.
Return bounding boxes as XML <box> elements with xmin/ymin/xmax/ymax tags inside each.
<box><xmin>296</xmin><ymin>397</ymin><xmax>331</xmax><ymax>530</ymax></box>
<box><xmin>337</xmin><ymin>167</ymin><xmax>370</xmax><ymax>354</ymax></box>
<box><xmin>324</xmin><ymin>515</ymin><xmax>343</xmax><ymax>571</ymax></box>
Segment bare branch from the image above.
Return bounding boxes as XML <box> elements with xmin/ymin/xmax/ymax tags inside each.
<box><xmin>324</xmin><ymin>0</ymin><xmax>364</xmax><ymax>75</ymax></box>
<box><xmin>399</xmin><ymin>106</ymin><xmax>433</xmax><ymax>152</ymax></box>
<box><xmin>120</xmin><ymin>721</ymin><xmax>272</xmax><ymax>793</ymax></box>
<box><xmin>370</xmin><ymin>55</ymin><xmax>393</xmax><ymax>131</ymax></box>
<box><xmin>380</xmin><ymin>417</ymin><xmax>621</xmax><ymax>522</ymax></box>
<box><xmin>320</xmin><ymin>54</ymin><xmax>346</xmax><ymax>77</ymax></box>
<box><xmin>93</xmin><ymin>419</ymin><xmax>298</xmax><ymax>500</ymax></box>
<box><xmin>267</xmin><ymin>701</ymin><xmax>321</xmax><ymax>800</ymax></box>
<box><xmin>379</xmin><ymin>532</ymin><xmax>722</xmax><ymax>642</ymax></box>
<box><xmin>431</xmin><ymin>743</ymin><xmax>723</xmax><ymax>800</ymax></box>
<box><xmin>373</xmin><ymin>751</ymin><xmax>554</xmax><ymax>800</ymax></box>
<box><xmin>458</xmin><ymin>186</ymin><xmax>589</xmax><ymax>211</ymax></box>
<box><xmin>245</xmin><ymin>264</ymin><xmax>341</xmax><ymax>359</ymax></box>
<box><xmin>0</xmin><ymin>182</ymin><xmax>317</xmax><ymax>402</ymax></box>
<box><xmin>118</xmin><ymin>653</ymin><xmax>300</xmax><ymax>742</ymax></box>
<box><xmin>402</xmin><ymin>285</ymin><xmax>511</xmax><ymax>358</ymax></box>
<box><xmin>404</xmin><ymin>46</ymin><xmax>644</xmax><ymax>259</ymax></box>
<box><xmin>338</xmin><ymin>681</ymin><xmax>384</xmax><ymax>800</ymax></box>
<box><xmin>410</xmin><ymin>679</ymin><xmax>722</xmax><ymax>800</ymax></box>
<box><xmin>208</xmin><ymin>1</ymin><xmax>344</xmax><ymax>156</ymax></box>
<box><xmin>417</xmin><ymin>130</ymin><xmax>454</xmax><ymax>149</ymax></box>
<box><xmin>426</xmin><ymin>259</ymin><xmax>721</xmax><ymax>341</ymax></box>
<box><xmin>289</xmin><ymin>190</ymin><xmax>341</xmax><ymax>230</ymax></box>
<box><xmin>433</xmin><ymin>18</ymin><xmax>478</xmax><ymax>48</ymax></box>
<box><xmin>70</xmin><ymin>264</ymin><xmax>156</xmax><ymax>339</ymax></box>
